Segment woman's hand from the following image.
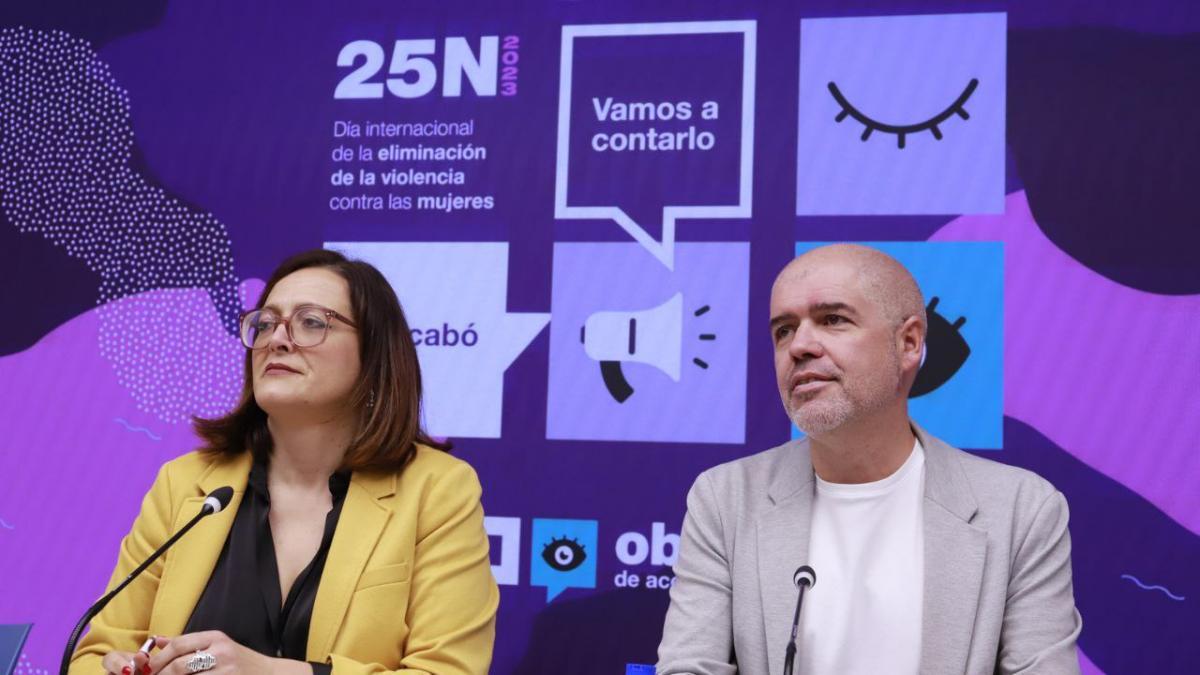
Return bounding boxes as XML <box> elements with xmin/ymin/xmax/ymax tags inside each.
<box><xmin>100</xmin><ymin>650</ymin><xmax>150</xmax><ymax>675</ymax></box>
<box><xmin>146</xmin><ymin>632</ymin><xmax>275</xmax><ymax>675</ymax></box>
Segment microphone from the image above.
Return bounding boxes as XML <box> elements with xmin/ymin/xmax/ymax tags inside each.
<box><xmin>59</xmin><ymin>486</ymin><xmax>235</xmax><ymax>675</ymax></box>
<box><xmin>782</xmin><ymin>565</ymin><xmax>817</xmax><ymax>675</ymax></box>
<box><xmin>793</xmin><ymin>565</ymin><xmax>816</xmax><ymax>589</ymax></box>
<box><xmin>202</xmin><ymin>486</ymin><xmax>234</xmax><ymax>515</ymax></box>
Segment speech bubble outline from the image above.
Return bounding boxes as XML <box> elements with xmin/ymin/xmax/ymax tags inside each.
<box><xmin>555</xmin><ymin>21</ymin><xmax>757</xmax><ymax>270</ymax></box>
<box><xmin>325</xmin><ymin>242</ymin><xmax>549</xmax><ymax>439</ymax></box>
<box><xmin>530</xmin><ymin>517</ymin><xmax>599</xmax><ymax>602</ymax></box>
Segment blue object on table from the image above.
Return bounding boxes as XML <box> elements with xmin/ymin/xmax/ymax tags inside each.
<box><xmin>625</xmin><ymin>665</ymin><xmax>655</xmax><ymax>675</ymax></box>
<box><xmin>0</xmin><ymin>625</ymin><xmax>31</xmax><ymax>675</ymax></box>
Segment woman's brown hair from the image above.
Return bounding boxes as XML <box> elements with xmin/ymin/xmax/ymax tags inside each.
<box><xmin>194</xmin><ymin>249</ymin><xmax>449</xmax><ymax>471</ymax></box>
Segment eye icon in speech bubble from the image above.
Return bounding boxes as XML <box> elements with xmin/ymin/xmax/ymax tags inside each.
<box><xmin>542</xmin><ymin>536</ymin><xmax>587</xmax><ymax>572</ymax></box>
<box><xmin>555</xmin><ymin>21</ymin><xmax>757</xmax><ymax>270</ymax></box>
<box><xmin>531</xmin><ymin>518</ymin><xmax>598</xmax><ymax>602</ymax></box>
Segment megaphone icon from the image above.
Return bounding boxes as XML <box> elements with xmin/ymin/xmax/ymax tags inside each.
<box><xmin>581</xmin><ymin>293</ymin><xmax>683</xmax><ymax>403</ymax></box>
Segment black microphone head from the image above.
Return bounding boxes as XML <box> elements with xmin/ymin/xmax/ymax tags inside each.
<box><xmin>793</xmin><ymin>565</ymin><xmax>817</xmax><ymax>589</ymax></box>
<box><xmin>202</xmin><ymin>486</ymin><xmax>235</xmax><ymax>515</ymax></box>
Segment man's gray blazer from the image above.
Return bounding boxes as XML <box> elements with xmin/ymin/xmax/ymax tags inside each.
<box><xmin>657</xmin><ymin>423</ymin><xmax>1082</xmax><ymax>675</ymax></box>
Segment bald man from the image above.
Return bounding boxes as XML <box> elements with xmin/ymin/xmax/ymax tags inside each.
<box><xmin>657</xmin><ymin>245</ymin><xmax>1081</xmax><ymax>675</ymax></box>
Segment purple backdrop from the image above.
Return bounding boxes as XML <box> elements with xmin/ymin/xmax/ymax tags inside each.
<box><xmin>1</xmin><ymin>1</ymin><xmax>1198</xmax><ymax>674</ymax></box>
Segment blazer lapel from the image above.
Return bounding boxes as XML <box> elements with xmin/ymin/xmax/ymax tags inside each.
<box><xmin>916</xmin><ymin>425</ymin><xmax>987</xmax><ymax>675</ymax></box>
<box><xmin>756</xmin><ymin>439</ymin><xmax>815</xmax><ymax>675</ymax></box>
<box><xmin>150</xmin><ymin>453</ymin><xmax>252</xmax><ymax>637</ymax></box>
<box><xmin>307</xmin><ymin>470</ymin><xmax>395</xmax><ymax>661</ymax></box>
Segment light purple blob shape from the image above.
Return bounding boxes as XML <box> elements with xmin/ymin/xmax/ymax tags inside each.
<box><xmin>931</xmin><ymin>191</ymin><xmax>1200</xmax><ymax>534</ymax></box>
<box><xmin>102</xmin><ymin>288</ymin><xmax>243</xmax><ymax>421</ymax></box>
<box><xmin>240</xmin><ymin>278</ymin><xmax>266</xmax><ymax>310</ymax></box>
<box><xmin>0</xmin><ymin>282</ymin><xmax>259</xmax><ymax>673</ymax></box>
<box><xmin>1079</xmin><ymin>648</ymin><xmax>1104</xmax><ymax>675</ymax></box>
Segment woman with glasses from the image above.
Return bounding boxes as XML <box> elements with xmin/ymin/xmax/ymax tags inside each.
<box><xmin>70</xmin><ymin>250</ymin><xmax>498</xmax><ymax>675</ymax></box>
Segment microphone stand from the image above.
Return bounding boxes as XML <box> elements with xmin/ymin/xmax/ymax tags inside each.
<box><xmin>59</xmin><ymin>498</ymin><xmax>225</xmax><ymax>675</ymax></box>
<box><xmin>782</xmin><ymin>581</ymin><xmax>809</xmax><ymax>675</ymax></box>
<box><xmin>783</xmin><ymin>565</ymin><xmax>816</xmax><ymax>675</ymax></box>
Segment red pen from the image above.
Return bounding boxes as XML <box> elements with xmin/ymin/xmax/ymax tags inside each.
<box><xmin>132</xmin><ymin>637</ymin><xmax>156</xmax><ymax>675</ymax></box>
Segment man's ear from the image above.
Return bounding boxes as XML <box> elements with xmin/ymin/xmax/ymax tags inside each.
<box><xmin>897</xmin><ymin>315</ymin><xmax>925</xmax><ymax>372</ymax></box>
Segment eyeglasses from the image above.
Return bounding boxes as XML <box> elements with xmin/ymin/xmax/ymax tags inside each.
<box><xmin>238</xmin><ymin>305</ymin><xmax>358</xmax><ymax>350</ymax></box>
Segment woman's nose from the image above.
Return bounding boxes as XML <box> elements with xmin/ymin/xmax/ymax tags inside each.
<box><xmin>267</xmin><ymin>321</ymin><xmax>293</xmax><ymax>351</ymax></box>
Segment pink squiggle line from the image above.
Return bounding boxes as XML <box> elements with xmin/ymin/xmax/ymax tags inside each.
<box><xmin>931</xmin><ymin>192</ymin><xmax>1200</xmax><ymax>535</ymax></box>
<box><xmin>0</xmin><ymin>518</ymin><xmax>13</xmax><ymax>529</ymax></box>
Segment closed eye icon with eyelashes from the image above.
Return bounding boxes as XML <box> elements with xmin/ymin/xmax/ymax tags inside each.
<box><xmin>827</xmin><ymin>78</ymin><xmax>979</xmax><ymax>149</ymax></box>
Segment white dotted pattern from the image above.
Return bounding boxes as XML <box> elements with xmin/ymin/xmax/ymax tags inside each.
<box><xmin>0</xmin><ymin>28</ymin><xmax>242</xmax><ymax>422</ymax></box>
<box><xmin>14</xmin><ymin>652</ymin><xmax>49</xmax><ymax>675</ymax></box>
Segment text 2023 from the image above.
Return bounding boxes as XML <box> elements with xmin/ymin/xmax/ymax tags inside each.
<box><xmin>500</xmin><ymin>35</ymin><xmax>518</xmax><ymax>96</ymax></box>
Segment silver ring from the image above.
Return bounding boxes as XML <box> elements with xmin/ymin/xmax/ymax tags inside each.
<box><xmin>184</xmin><ymin>650</ymin><xmax>216</xmax><ymax>673</ymax></box>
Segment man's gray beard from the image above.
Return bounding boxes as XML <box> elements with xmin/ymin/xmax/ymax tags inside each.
<box><xmin>787</xmin><ymin>345</ymin><xmax>903</xmax><ymax>436</ymax></box>
<box><xmin>788</xmin><ymin>395</ymin><xmax>853</xmax><ymax>436</ymax></box>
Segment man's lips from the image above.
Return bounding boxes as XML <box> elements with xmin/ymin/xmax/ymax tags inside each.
<box><xmin>789</xmin><ymin>372</ymin><xmax>836</xmax><ymax>395</ymax></box>
<box><xmin>264</xmin><ymin>363</ymin><xmax>301</xmax><ymax>375</ymax></box>
<box><xmin>790</xmin><ymin>371</ymin><xmax>836</xmax><ymax>388</ymax></box>
<box><xmin>792</xmin><ymin>380</ymin><xmax>832</xmax><ymax>396</ymax></box>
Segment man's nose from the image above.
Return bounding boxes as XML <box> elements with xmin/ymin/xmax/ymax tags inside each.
<box><xmin>788</xmin><ymin>322</ymin><xmax>824</xmax><ymax>361</ymax></box>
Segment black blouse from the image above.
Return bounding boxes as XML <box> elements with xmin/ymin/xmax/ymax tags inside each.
<box><xmin>184</xmin><ymin>457</ymin><xmax>350</xmax><ymax>675</ymax></box>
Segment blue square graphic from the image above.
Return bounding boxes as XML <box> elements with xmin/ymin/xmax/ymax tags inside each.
<box><xmin>796</xmin><ymin>13</ymin><xmax>1007</xmax><ymax>215</ymax></box>
<box><xmin>0</xmin><ymin>625</ymin><xmax>31</xmax><ymax>675</ymax></box>
<box><xmin>793</xmin><ymin>242</ymin><xmax>1004</xmax><ymax>449</ymax></box>
<box><xmin>531</xmin><ymin>518</ymin><xmax>599</xmax><ymax>602</ymax></box>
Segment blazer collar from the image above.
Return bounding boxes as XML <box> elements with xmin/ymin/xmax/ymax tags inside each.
<box><xmin>914</xmin><ymin>421</ymin><xmax>979</xmax><ymax>523</ymax></box>
<box><xmin>765</xmin><ymin>438</ymin><xmax>813</xmax><ymax>506</ymax></box>
<box><xmin>150</xmin><ymin>452</ymin><xmax>253</xmax><ymax>637</ymax></box>
<box><xmin>758</xmin><ymin>438</ymin><xmax>815</xmax><ymax>675</ymax></box>
<box><xmin>756</xmin><ymin>423</ymin><xmax>988</xmax><ymax>675</ymax></box>
<box><xmin>913</xmin><ymin>421</ymin><xmax>987</xmax><ymax>675</ymax></box>
<box><xmin>205</xmin><ymin>455</ymin><xmax>400</xmax><ymax>661</ymax></box>
<box><xmin>150</xmin><ymin>452</ymin><xmax>399</xmax><ymax>662</ymax></box>
<box><xmin>196</xmin><ymin>451</ymin><xmax>254</xmax><ymax>496</ymax></box>
<box><xmin>762</xmin><ymin>422</ymin><xmax>977</xmax><ymax>515</ymax></box>
<box><xmin>307</xmin><ymin>469</ymin><xmax>395</xmax><ymax>661</ymax></box>
<box><xmin>197</xmin><ymin>453</ymin><xmax>397</xmax><ymax>498</ymax></box>
<box><xmin>348</xmin><ymin>468</ymin><xmax>397</xmax><ymax>501</ymax></box>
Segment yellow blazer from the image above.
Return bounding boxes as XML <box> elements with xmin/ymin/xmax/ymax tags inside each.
<box><xmin>70</xmin><ymin>445</ymin><xmax>499</xmax><ymax>675</ymax></box>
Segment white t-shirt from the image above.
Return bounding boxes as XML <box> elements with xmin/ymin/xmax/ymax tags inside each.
<box><xmin>796</xmin><ymin>440</ymin><xmax>926</xmax><ymax>675</ymax></box>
